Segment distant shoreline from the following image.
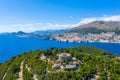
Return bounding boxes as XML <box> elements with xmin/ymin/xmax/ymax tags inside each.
<box><xmin>15</xmin><ymin>35</ymin><xmax>120</xmax><ymax>44</ymax></box>
<box><xmin>55</xmin><ymin>39</ymin><xmax>120</xmax><ymax>44</ymax></box>
<box><xmin>14</xmin><ymin>35</ymin><xmax>120</xmax><ymax>44</ymax></box>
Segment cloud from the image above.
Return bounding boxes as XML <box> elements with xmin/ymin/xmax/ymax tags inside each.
<box><xmin>0</xmin><ymin>23</ymin><xmax>73</xmax><ymax>33</ymax></box>
<box><xmin>77</xmin><ymin>15</ymin><xmax>120</xmax><ymax>25</ymax></box>
<box><xmin>0</xmin><ymin>15</ymin><xmax>120</xmax><ymax>33</ymax></box>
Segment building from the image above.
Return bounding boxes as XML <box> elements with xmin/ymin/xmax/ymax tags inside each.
<box><xmin>52</xmin><ymin>53</ymin><xmax>80</xmax><ymax>70</ymax></box>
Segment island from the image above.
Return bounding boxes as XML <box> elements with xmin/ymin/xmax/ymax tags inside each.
<box><xmin>0</xmin><ymin>46</ymin><xmax>120</xmax><ymax>80</ymax></box>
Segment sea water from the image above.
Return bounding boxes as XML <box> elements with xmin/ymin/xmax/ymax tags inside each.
<box><xmin>0</xmin><ymin>35</ymin><xmax>120</xmax><ymax>62</ymax></box>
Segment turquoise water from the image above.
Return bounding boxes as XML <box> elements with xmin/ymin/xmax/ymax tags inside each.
<box><xmin>0</xmin><ymin>35</ymin><xmax>120</xmax><ymax>62</ymax></box>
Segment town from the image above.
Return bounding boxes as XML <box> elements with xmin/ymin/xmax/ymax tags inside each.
<box><xmin>52</xmin><ymin>32</ymin><xmax>120</xmax><ymax>43</ymax></box>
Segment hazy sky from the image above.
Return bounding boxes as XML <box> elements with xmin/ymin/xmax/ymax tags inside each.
<box><xmin>0</xmin><ymin>0</ymin><xmax>120</xmax><ymax>32</ymax></box>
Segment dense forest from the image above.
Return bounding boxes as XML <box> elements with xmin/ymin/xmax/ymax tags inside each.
<box><xmin>0</xmin><ymin>46</ymin><xmax>120</xmax><ymax>80</ymax></box>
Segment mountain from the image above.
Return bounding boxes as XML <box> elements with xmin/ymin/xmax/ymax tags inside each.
<box><xmin>0</xmin><ymin>46</ymin><xmax>120</xmax><ymax>80</ymax></box>
<box><xmin>33</xmin><ymin>30</ymin><xmax>66</xmax><ymax>35</ymax></box>
<box><xmin>9</xmin><ymin>30</ymin><xmax>66</xmax><ymax>39</ymax></box>
<box><xmin>11</xmin><ymin>31</ymin><xmax>26</xmax><ymax>35</ymax></box>
<box><xmin>68</xmin><ymin>21</ymin><xmax>120</xmax><ymax>34</ymax></box>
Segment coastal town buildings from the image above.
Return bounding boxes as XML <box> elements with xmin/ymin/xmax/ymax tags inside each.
<box><xmin>52</xmin><ymin>32</ymin><xmax>120</xmax><ymax>43</ymax></box>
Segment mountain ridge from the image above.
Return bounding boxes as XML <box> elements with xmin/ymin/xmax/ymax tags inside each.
<box><xmin>68</xmin><ymin>20</ymin><xmax>120</xmax><ymax>34</ymax></box>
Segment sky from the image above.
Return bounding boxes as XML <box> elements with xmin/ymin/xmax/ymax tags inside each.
<box><xmin>0</xmin><ymin>0</ymin><xmax>120</xmax><ymax>32</ymax></box>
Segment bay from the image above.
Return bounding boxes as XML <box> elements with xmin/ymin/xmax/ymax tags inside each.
<box><xmin>0</xmin><ymin>35</ymin><xmax>120</xmax><ymax>63</ymax></box>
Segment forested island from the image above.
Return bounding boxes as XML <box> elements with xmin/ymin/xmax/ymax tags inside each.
<box><xmin>0</xmin><ymin>46</ymin><xmax>120</xmax><ymax>80</ymax></box>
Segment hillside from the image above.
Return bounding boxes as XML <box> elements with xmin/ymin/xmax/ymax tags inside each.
<box><xmin>8</xmin><ymin>30</ymin><xmax>66</xmax><ymax>40</ymax></box>
<box><xmin>0</xmin><ymin>46</ymin><xmax>120</xmax><ymax>80</ymax></box>
<box><xmin>68</xmin><ymin>21</ymin><xmax>120</xmax><ymax>34</ymax></box>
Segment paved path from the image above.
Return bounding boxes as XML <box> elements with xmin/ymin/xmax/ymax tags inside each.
<box><xmin>2</xmin><ymin>67</ymin><xmax>9</xmax><ymax>80</ymax></box>
<box><xmin>16</xmin><ymin>60</ymin><xmax>24</xmax><ymax>80</ymax></box>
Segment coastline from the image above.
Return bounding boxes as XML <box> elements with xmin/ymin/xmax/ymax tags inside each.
<box><xmin>13</xmin><ymin>34</ymin><xmax>120</xmax><ymax>44</ymax></box>
<box><xmin>55</xmin><ymin>39</ymin><xmax>120</xmax><ymax>44</ymax></box>
<box><xmin>15</xmin><ymin>35</ymin><xmax>120</xmax><ymax>44</ymax></box>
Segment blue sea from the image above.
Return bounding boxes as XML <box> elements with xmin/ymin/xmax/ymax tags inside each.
<box><xmin>0</xmin><ymin>34</ymin><xmax>120</xmax><ymax>63</ymax></box>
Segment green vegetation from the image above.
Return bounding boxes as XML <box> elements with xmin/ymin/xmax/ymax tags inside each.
<box><xmin>23</xmin><ymin>64</ymin><xmax>33</xmax><ymax>80</ymax></box>
<box><xmin>68</xmin><ymin>27</ymin><xmax>107</xmax><ymax>34</ymax></box>
<box><xmin>4</xmin><ymin>54</ymin><xmax>26</xmax><ymax>80</ymax></box>
<box><xmin>69</xmin><ymin>27</ymin><xmax>120</xmax><ymax>34</ymax></box>
<box><xmin>0</xmin><ymin>61</ymin><xmax>11</xmax><ymax>79</ymax></box>
<box><xmin>114</xmin><ymin>27</ymin><xmax>120</xmax><ymax>34</ymax></box>
<box><xmin>0</xmin><ymin>46</ymin><xmax>120</xmax><ymax>80</ymax></box>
